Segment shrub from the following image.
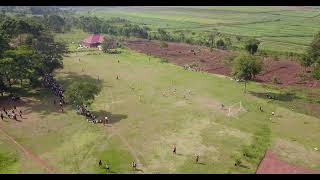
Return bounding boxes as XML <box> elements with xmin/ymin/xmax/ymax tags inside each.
<box><xmin>160</xmin><ymin>41</ymin><xmax>168</xmax><ymax>48</ymax></box>
<box><xmin>272</xmin><ymin>76</ymin><xmax>279</xmax><ymax>84</ymax></box>
<box><xmin>311</xmin><ymin>68</ymin><xmax>320</xmax><ymax>80</ymax></box>
<box><xmin>160</xmin><ymin>59</ymin><xmax>168</xmax><ymax>63</ymax></box>
<box><xmin>244</xmin><ymin>38</ymin><xmax>260</xmax><ymax>54</ymax></box>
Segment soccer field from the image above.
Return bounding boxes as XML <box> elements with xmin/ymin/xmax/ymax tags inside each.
<box><xmin>1</xmin><ymin>46</ymin><xmax>320</xmax><ymax>173</ymax></box>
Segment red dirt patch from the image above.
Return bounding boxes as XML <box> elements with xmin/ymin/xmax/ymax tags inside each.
<box><xmin>125</xmin><ymin>39</ymin><xmax>320</xmax><ymax>88</ymax></box>
<box><xmin>256</xmin><ymin>150</ymin><xmax>320</xmax><ymax>174</ymax></box>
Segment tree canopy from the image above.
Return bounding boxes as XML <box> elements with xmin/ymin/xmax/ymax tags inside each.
<box><xmin>232</xmin><ymin>53</ymin><xmax>263</xmax><ymax>93</ymax></box>
<box><xmin>65</xmin><ymin>81</ymin><xmax>102</xmax><ymax>106</ymax></box>
<box><xmin>300</xmin><ymin>32</ymin><xmax>320</xmax><ymax>78</ymax></box>
<box><xmin>244</xmin><ymin>38</ymin><xmax>260</xmax><ymax>54</ymax></box>
<box><xmin>0</xmin><ymin>15</ymin><xmax>67</xmax><ymax>93</ymax></box>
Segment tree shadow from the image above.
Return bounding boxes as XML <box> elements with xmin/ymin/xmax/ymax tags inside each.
<box><xmin>1</xmin><ymin>72</ymin><xmax>105</xmax><ymax>119</ymax></box>
<box><xmin>249</xmin><ymin>90</ymin><xmax>320</xmax><ymax>119</ymax></box>
<box><xmin>197</xmin><ymin>162</ymin><xmax>206</xmax><ymax>165</ymax></box>
<box><xmin>92</xmin><ymin>110</ymin><xmax>128</xmax><ymax>125</ymax></box>
<box><xmin>56</xmin><ymin>71</ymin><xmax>104</xmax><ymax>91</ymax></box>
<box><xmin>249</xmin><ymin>91</ymin><xmax>300</xmax><ymax>102</ymax></box>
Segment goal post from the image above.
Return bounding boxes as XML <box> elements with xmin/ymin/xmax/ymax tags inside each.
<box><xmin>227</xmin><ymin>101</ymin><xmax>246</xmax><ymax>117</ymax></box>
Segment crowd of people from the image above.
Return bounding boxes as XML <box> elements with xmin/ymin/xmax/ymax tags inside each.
<box><xmin>43</xmin><ymin>74</ymin><xmax>108</xmax><ymax>124</ymax></box>
<box><xmin>43</xmin><ymin>74</ymin><xmax>65</xmax><ymax>112</ymax></box>
<box><xmin>75</xmin><ymin>105</ymin><xmax>104</xmax><ymax>124</ymax></box>
<box><xmin>0</xmin><ymin>96</ymin><xmax>23</xmax><ymax>121</ymax></box>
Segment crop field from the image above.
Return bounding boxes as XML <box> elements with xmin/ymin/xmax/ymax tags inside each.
<box><xmin>76</xmin><ymin>6</ymin><xmax>320</xmax><ymax>53</ymax></box>
<box><xmin>1</xmin><ymin>40</ymin><xmax>320</xmax><ymax>173</ymax></box>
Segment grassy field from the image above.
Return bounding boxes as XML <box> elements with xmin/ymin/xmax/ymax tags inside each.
<box><xmin>1</xmin><ymin>42</ymin><xmax>320</xmax><ymax>173</ymax></box>
<box><xmin>75</xmin><ymin>6</ymin><xmax>320</xmax><ymax>54</ymax></box>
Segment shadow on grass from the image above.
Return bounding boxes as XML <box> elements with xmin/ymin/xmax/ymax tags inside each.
<box><xmin>249</xmin><ymin>91</ymin><xmax>300</xmax><ymax>102</ymax></box>
<box><xmin>136</xmin><ymin>168</ymin><xmax>143</xmax><ymax>172</ymax></box>
<box><xmin>56</xmin><ymin>71</ymin><xmax>104</xmax><ymax>91</ymax></box>
<box><xmin>197</xmin><ymin>162</ymin><xmax>206</xmax><ymax>165</ymax></box>
<box><xmin>249</xmin><ymin>90</ymin><xmax>320</xmax><ymax>119</ymax></box>
<box><xmin>238</xmin><ymin>164</ymin><xmax>250</xmax><ymax>169</ymax></box>
<box><xmin>92</xmin><ymin>110</ymin><xmax>128</xmax><ymax>124</ymax></box>
<box><xmin>1</xmin><ymin>72</ymin><xmax>105</xmax><ymax>119</ymax></box>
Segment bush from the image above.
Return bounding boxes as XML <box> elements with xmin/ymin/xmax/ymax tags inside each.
<box><xmin>311</xmin><ymin>68</ymin><xmax>320</xmax><ymax>80</ymax></box>
<box><xmin>244</xmin><ymin>38</ymin><xmax>260</xmax><ymax>54</ymax></box>
<box><xmin>160</xmin><ymin>59</ymin><xmax>168</xmax><ymax>63</ymax></box>
<box><xmin>272</xmin><ymin>76</ymin><xmax>279</xmax><ymax>84</ymax></box>
<box><xmin>224</xmin><ymin>55</ymin><xmax>236</xmax><ymax>66</ymax></box>
<box><xmin>160</xmin><ymin>41</ymin><xmax>168</xmax><ymax>48</ymax></box>
<box><xmin>216</xmin><ymin>39</ymin><xmax>226</xmax><ymax>49</ymax></box>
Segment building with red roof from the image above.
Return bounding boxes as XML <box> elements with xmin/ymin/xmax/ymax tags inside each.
<box><xmin>81</xmin><ymin>34</ymin><xmax>105</xmax><ymax>48</ymax></box>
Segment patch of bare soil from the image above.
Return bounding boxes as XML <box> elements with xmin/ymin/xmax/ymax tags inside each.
<box><xmin>256</xmin><ymin>149</ymin><xmax>320</xmax><ymax>174</ymax></box>
<box><xmin>125</xmin><ymin>39</ymin><xmax>320</xmax><ymax>88</ymax></box>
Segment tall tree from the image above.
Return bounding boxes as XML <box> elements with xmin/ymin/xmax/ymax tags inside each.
<box><xmin>45</xmin><ymin>14</ymin><xmax>66</xmax><ymax>33</ymax></box>
<box><xmin>29</xmin><ymin>33</ymin><xmax>67</xmax><ymax>75</ymax></box>
<box><xmin>65</xmin><ymin>81</ymin><xmax>101</xmax><ymax>107</ymax></box>
<box><xmin>244</xmin><ymin>38</ymin><xmax>260</xmax><ymax>54</ymax></box>
<box><xmin>232</xmin><ymin>53</ymin><xmax>263</xmax><ymax>93</ymax></box>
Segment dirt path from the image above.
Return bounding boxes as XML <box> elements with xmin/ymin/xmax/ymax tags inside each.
<box><xmin>0</xmin><ymin>127</ymin><xmax>56</xmax><ymax>174</ymax></box>
<box><xmin>256</xmin><ymin>149</ymin><xmax>320</xmax><ymax>174</ymax></box>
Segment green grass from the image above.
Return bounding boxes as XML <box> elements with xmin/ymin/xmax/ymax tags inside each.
<box><xmin>0</xmin><ymin>139</ymin><xmax>20</xmax><ymax>174</ymax></box>
<box><xmin>1</xmin><ymin>45</ymin><xmax>320</xmax><ymax>173</ymax></box>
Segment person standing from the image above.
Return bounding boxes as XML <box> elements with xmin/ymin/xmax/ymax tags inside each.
<box><xmin>132</xmin><ymin>161</ymin><xmax>137</xmax><ymax>171</ymax></box>
<box><xmin>105</xmin><ymin>163</ymin><xmax>110</xmax><ymax>173</ymax></box>
<box><xmin>195</xmin><ymin>154</ymin><xmax>199</xmax><ymax>164</ymax></box>
<box><xmin>1</xmin><ymin>113</ymin><xmax>4</xmax><ymax>121</ymax></box>
<box><xmin>104</xmin><ymin>116</ymin><xmax>108</xmax><ymax>126</ymax></box>
<box><xmin>173</xmin><ymin>145</ymin><xmax>176</xmax><ymax>155</ymax></box>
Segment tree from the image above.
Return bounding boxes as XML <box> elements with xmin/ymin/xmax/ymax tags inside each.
<box><xmin>3</xmin><ymin>45</ymin><xmax>38</xmax><ymax>86</ymax></box>
<box><xmin>208</xmin><ymin>33</ymin><xmax>216</xmax><ymax>51</ymax></box>
<box><xmin>157</xmin><ymin>28</ymin><xmax>171</xmax><ymax>41</ymax></box>
<box><xmin>45</xmin><ymin>14</ymin><xmax>66</xmax><ymax>33</ymax></box>
<box><xmin>0</xmin><ymin>35</ymin><xmax>9</xmax><ymax>57</ymax></box>
<box><xmin>216</xmin><ymin>39</ymin><xmax>226</xmax><ymax>49</ymax></box>
<box><xmin>65</xmin><ymin>81</ymin><xmax>101</xmax><ymax>107</ymax></box>
<box><xmin>299</xmin><ymin>54</ymin><xmax>314</xmax><ymax>72</ymax></box>
<box><xmin>232</xmin><ymin>53</ymin><xmax>263</xmax><ymax>93</ymax></box>
<box><xmin>307</xmin><ymin>32</ymin><xmax>320</xmax><ymax>61</ymax></box>
<box><xmin>244</xmin><ymin>38</ymin><xmax>260</xmax><ymax>54</ymax></box>
<box><xmin>101</xmin><ymin>37</ymin><xmax>116</xmax><ymax>53</ymax></box>
<box><xmin>29</xmin><ymin>33</ymin><xmax>68</xmax><ymax>75</ymax></box>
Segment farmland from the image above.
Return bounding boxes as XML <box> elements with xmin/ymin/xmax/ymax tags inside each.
<box><xmin>76</xmin><ymin>6</ymin><xmax>320</xmax><ymax>54</ymax></box>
